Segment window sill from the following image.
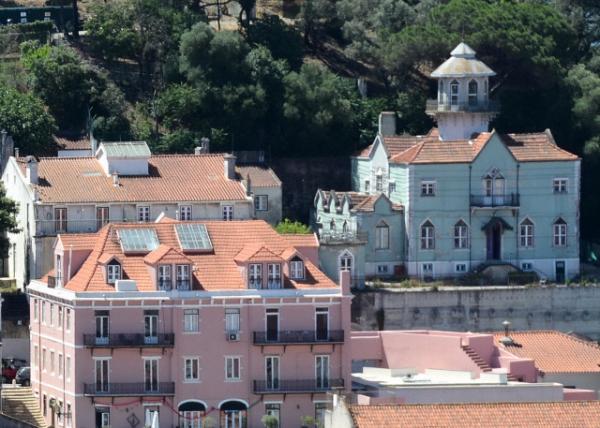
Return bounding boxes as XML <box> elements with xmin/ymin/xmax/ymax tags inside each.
<box><xmin>183</xmin><ymin>380</ymin><xmax>201</xmax><ymax>384</ymax></box>
<box><xmin>182</xmin><ymin>331</ymin><xmax>201</xmax><ymax>335</ymax></box>
<box><xmin>420</xmin><ymin>194</ymin><xmax>436</xmax><ymax>197</ymax></box>
<box><xmin>225</xmin><ymin>379</ymin><xmax>242</xmax><ymax>383</ymax></box>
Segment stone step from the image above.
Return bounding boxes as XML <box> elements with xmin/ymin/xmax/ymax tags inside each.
<box><xmin>1</xmin><ymin>386</ymin><xmax>46</xmax><ymax>427</ymax></box>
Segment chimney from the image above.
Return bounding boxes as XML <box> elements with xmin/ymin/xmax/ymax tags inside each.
<box><xmin>194</xmin><ymin>146</ymin><xmax>202</xmax><ymax>155</ymax></box>
<box><xmin>245</xmin><ymin>173</ymin><xmax>252</xmax><ymax>196</ymax></box>
<box><xmin>340</xmin><ymin>270</ymin><xmax>351</xmax><ymax>295</ymax></box>
<box><xmin>378</xmin><ymin>112</ymin><xmax>397</xmax><ymax>136</ymax></box>
<box><xmin>201</xmin><ymin>137</ymin><xmax>210</xmax><ymax>153</ymax></box>
<box><xmin>224</xmin><ymin>153</ymin><xmax>236</xmax><ymax>180</ymax></box>
<box><xmin>112</xmin><ymin>171</ymin><xmax>120</xmax><ymax>187</ymax></box>
<box><xmin>25</xmin><ymin>156</ymin><xmax>38</xmax><ymax>184</ymax></box>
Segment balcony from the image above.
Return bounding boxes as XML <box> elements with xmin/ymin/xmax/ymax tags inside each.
<box><xmin>83</xmin><ymin>382</ymin><xmax>175</xmax><ymax>397</ymax></box>
<box><xmin>319</xmin><ymin>231</ymin><xmax>368</xmax><ymax>245</ymax></box>
<box><xmin>426</xmin><ymin>99</ymin><xmax>500</xmax><ymax>114</ymax></box>
<box><xmin>470</xmin><ymin>193</ymin><xmax>520</xmax><ymax>208</ymax></box>
<box><xmin>253</xmin><ymin>378</ymin><xmax>344</xmax><ymax>394</ymax></box>
<box><xmin>83</xmin><ymin>333</ymin><xmax>175</xmax><ymax>348</ymax></box>
<box><xmin>253</xmin><ymin>330</ymin><xmax>344</xmax><ymax>347</ymax></box>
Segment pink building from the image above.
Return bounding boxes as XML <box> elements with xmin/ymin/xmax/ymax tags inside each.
<box><xmin>28</xmin><ymin>219</ymin><xmax>352</xmax><ymax>428</ymax></box>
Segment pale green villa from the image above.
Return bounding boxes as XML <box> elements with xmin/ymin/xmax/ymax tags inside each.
<box><xmin>314</xmin><ymin>43</ymin><xmax>581</xmax><ymax>284</ymax></box>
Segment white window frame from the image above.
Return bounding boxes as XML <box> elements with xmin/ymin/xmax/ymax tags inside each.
<box><xmin>267</xmin><ymin>263</ymin><xmax>282</xmax><ymax>289</ymax></box>
<box><xmin>179</xmin><ymin>205</ymin><xmax>192</xmax><ymax>221</ymax></box>
<box><xmin>66</xmin><ymin>356</ymin><xmax>71</xmax><ymax>381</ymax></box>
<box><xmin>176</xmin><ymin>264</ymin><xmax>191</xmax><ymax>290</ymax></box>
<box><xmin>225</xmin><ymin>309</ymin><xmax>240</xmax><ymax>334</ymax></box>
<box><xmin>375</xmin><ymin>174</ymin><xmax>383</xmax><ymax>192</ymax></box>
<box><xmin>468</xmin><ymin>79</ymin><xmax>478</xmax><ymax>106</ymax></box>
<box><xmin>222</xmin><ymin>205</ymin><xmax>234</xmax><ymax>221</ymax></box>
<box><xmin>450</xmin><ymin>80</ymin><xmax>459</xmax><ymax>105</ymax></box>
<box><xmin>254</xmin><ymin>195</ymin><xmax>268</xmax><ymax>211</ymax></box>
<box><xmin>55</xmin><ymin>207</ymin><xmax>67</xmax><ymax>233</ymax></box>
<box><xmin>375</xmin><ymin>222</ymin><xmax>390</xmax><ymax>250</ymax></box>
<box><xmin>158</xmin><ymin>264</ymin><xmax>172</xmax><ymax>290</ymax></box>
<box><xmin>455</xmin><ymin>263</ymin><xmax>467</xmax><ymax>273</ymax></box>
<box><xmin>58</xmin><ymin>353</ymin><xmax>63</xmax><ymax>377</ymax></box>
<box><xmin>248</xmin><ymin>264</ymin><xmax>262</xmax><ymax>289</ymax></box>
<box><xmin>421</xmin><ymin>263</ymin><xmax>434</xmax><ymax>278</ymax></box>
<box><xmin>420</xmin><ymin>181</ymin><xmax>436</xmax><ymax>196</ymax></box>
<box><xmin>96</xmin><ymin>206</ymin><xmax>109</xmax><ymax>230</ymax></box>
<box><xmin>377</xmin><ymin>265</ymin><xmax>389</xmax><ymax>274</ymax></box>
<box><xmin>364</xmin><ymin>180</ymin><xmax>370</xmax><ymax>193</ymax></box>
<box><xmin>315</xmin><ymin>355</ymin><xmax>330</xmax><ymax>389</ymax></box>
<box><xmin>553</xmin><ymin>219</ymin><xmax>567</xmax><ymax>247</ymax></box>
<box><xmin>519</xmin><ymin>218</ymin><xmax>534</xmax><ymax>248</ymax></box>
<box><xmin>184</xmin><ymin>309</ymin><xmax>199</xmax><ymax>333</ymax></box>
<box><xmin>454</xmin><ymin>221</ymin><xmax>469</xmax><ymax>249</ymax></box>
<box><xmin>553</xmin><ymin>178</ymin><xmax>568</xmax><ymax>194</ymax></box>
<box><xmin>290</xmin><ymin>260</ymin><xmax>305</xmax><ymax>280</ymax></box>
<box><xmin>521</xmin><ymin>262</ymin><xmax>533</xmax><ymax>272</ymax></box>
<box><xmin>420</xmin><ymin>221</ymin><xmax>435</xmax><ymax>250</ymax></box>
<box><xmin>106</xmin><ymin>264</ymin><xmax>121</xmax><ymax>284</ymax></box>
<box><xmin>339</xmin><ymin>250</ymin><xmax>353</xmax><ymax>273</ymax></box>
<box><xmin>184</xmin><ymin>357</ymin><xmax>200</xmax><ymax>382</ymax></box>
<box><xmin>137</xmin><ymin>206</ymin><xmax>150</xmax><ymax>222</ymax></box>
<box><xmin>225</xmin><ymin>356</ymin><xmax>241</xmax><ymax>381</ymax></box>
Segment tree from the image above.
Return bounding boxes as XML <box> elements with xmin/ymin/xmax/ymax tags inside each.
<box><xmin>275</xmin><ymin>219</ymin><xmax>312</xmax><ymax>234</ymax></box>
<box><xmin>0</xmin><ymin>86</ymin><xmax>55</xmax><ymax>155</ymax></box>
<box><xmin>246</xmin><ymin>15</ymin><xmax>304</xmax><ymax>70</ymax></box>
<box><xmin>0</xmin><ymin>184</ymin><xmax>19</xmax><ymax>259</ymax></box>
<box><xmin>299</xmin><ymin>0</ymin><xmax>336</xmax><ymax>46</ymax></box>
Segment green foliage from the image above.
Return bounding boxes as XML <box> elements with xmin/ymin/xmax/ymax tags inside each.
<box><xmin>0</xmin><ymin>21</ymin><xmax>54</xmax><ymax>45</ymax></box>
<box><xmin>246</xmin><ymin>15</ymin><xmax>304</xmax><ymax>70</ymax></box>
<box><xmin>261</xmin><ymin>414</ymin><xmax>279</xmax><ymax>428</ymax></box>
<box><xmin>0</xmin><ymin>85</ymin><xmax>55</xmax><ymax>155</ymax></box>
<box><xmin>0</xmin><ymin>183</ymin><xmax>19</xmax><ymax>259</ymax></box>
<box><xmin>275</xmin><ymin>218</ymin><xmax>312</xmax><ymax>234</ymax></box>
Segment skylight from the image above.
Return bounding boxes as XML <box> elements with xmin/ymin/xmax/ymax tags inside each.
<box><xmin>175</xmin><ymin>223</ymin><xmax>213</xmax><ymax>251</ymax></box>
<box><xmin>118</xmin><ymin>228</ymin><xmax>160</xmax><ymax>253</ymax></box>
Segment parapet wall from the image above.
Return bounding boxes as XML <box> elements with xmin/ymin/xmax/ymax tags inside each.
<box><xmin>351</xmin><ymin>285</ymin><xmax>600</xmax><ymax>339</ymax></box>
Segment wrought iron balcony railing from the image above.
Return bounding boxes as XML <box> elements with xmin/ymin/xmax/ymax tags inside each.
<box><xmin>426</xmin><ymin>99</ymin><xmax>500</xmax><ymax>114</ymax></box>
<box><xmin>470</xmin><ymin>193</ymin><xmax>520</xmax><ymax>207</ymax></box>
<box><xmin>83</xmin><ymin>382</ymin><xmax>175</xmax><ymax>396</ymax></box>
<box><xmin>253</xmin><ymin>330</ymin><xmax>345</xmax><ymax>345</ymax></box>
<box><xmin>82</xmin><ymin>333</ymin><xmax>175</xmax><ymax>348</ymax></box>
<box><xmin>253</xmin><ymin>378</ymin><xmax>344</xmax><ymax>394</ymax></box>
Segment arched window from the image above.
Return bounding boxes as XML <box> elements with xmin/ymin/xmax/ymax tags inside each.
<box><xmin>519</xmin><ymin>218</ymin><xmax>534</xmax><ymax>248</ymax></box>
<box><xmin>438</xmin><ymin>80</ymin><xmax>445</xmax><ymax>103</ymax></box>
<box><xmin>421</xmin><ymin>221</ymin><xmax>435</xmax><ymax>250</ymax></box>
<box><xmin>339</xmin><ymin>251</ymin><xmax>353</xmax><ymax>272</ymax></box>
<box><xmin>342</xmin><ymin>220</ymin><xmax>348</xmax><ymax>234</ymax></box>
<box><xmin>375</xmin><ymin>221</ymin><xmax>390</xmax><ymax>250</ymax></box>
<box><xmin>553</xmin><ymin>218</ymin><xmax>567</xmax><ymax>247</ymax></box>
<box><xmin>106</xmin><ymin>260</ymin><xmax>121</xmax><ymax>284</ymax></box>
<box><xmin>450</xmin><ymin>80</ymin><xmax>459</xmax><ymax>106</ymax></box>
<box><xmin>454</xmin><ymin>220</ymin><xmax>468</xmax><ymax>249</ymax></box>
<box><xmin>330</xmin><ymin>219</ymin><xmax>336</xmax><ymax>232</ymax></box>
<box><xmin>483</xmin><ymin>169</ymin><xmax>505</xmax><ymax>202</ymax></box>
<box><xmin>468</xmin><ymin>80</ymin><xmax>478</xmax><ymax>106</ymax></box>
<box><xmin>179</xmin><ymin>401</ymin><xmax>206</xmax><ymax>428</ymax></box>
<box><xmin>220</xmin><ymin>400</ymin><xmax>247</xmax><ymax>428</ymax></box>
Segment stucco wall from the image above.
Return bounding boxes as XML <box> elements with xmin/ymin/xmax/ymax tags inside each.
<box><xmin>352</xmin><ymin>286</ymin><xmax>600</xmax><ymax>340</ymax></box>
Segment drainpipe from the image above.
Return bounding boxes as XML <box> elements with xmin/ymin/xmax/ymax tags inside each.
<box><xmin>468</xmin><ymin>165</ymin><xmax>472</xmax><ymax>268</ymax></box>
<box><xmin>515</xmin><ymin>164</ymin><xmax>520</xmax><ymax>265</ymax></box>
<box><xmin>67</xmin><ymin>245</ymin><xmax>73</xmax><ymax>283</ymax></box>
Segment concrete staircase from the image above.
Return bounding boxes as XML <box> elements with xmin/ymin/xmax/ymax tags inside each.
<box><xmin>1</xmin><ymin>386</ymin><xmax>46</xmax><ymax>427</ymax></box>
<box><xmin>462</xmin><ymin>345</ymin><xmax>520</xmax><ymax>381</ymax></box>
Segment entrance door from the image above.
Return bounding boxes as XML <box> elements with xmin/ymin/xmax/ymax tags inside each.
<box><xmin>316</xmin><ymin>308</ymin><xmax>329</xmax><ymax>341</ymax></box>
<box><xmin>316</xmin><ymin>355</ymin><xmax>329</xmax><ymax>389</ymax></box>
<box><xmin>266</xmin><ymin>309</ymin><xmax>278</xmax><ymax>342</ymax></box>
<box><xmin>95</xmin><ymin>408</ymin><xmax>110</xmax><ymax>428</ymax></box>
<box><xmin>95</xmin><ymin>359</ymin><xmax>109</xmax><ymax>393</ymax></box>
<box><xmin>486</xmin><ymin>223</ymin><xmax>502</xmax><ymax>260</ymax></box>
<box><xmin>144</xmin><ymin>359</ymin><xmax>159</xmax><ymax>392</ymax></box>
<box><xmin>555</xmin><ymin>261</ymin><xmax>566</xmax><ymax>283</ymax></box>
<box><xmin>265</xmin><ymin>356</ymin><xmax>279</xmax><ymax>390</ymax></box>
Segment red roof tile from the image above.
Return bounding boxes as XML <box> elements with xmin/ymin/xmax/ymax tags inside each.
<box><xmin>494</xmin><ymin>330</ymin><xmax>600</xmax><ymax>374</ymax></box>
<box><xmin>54</xmin><ymin>135</ymin><xmax>91</xmax><ymax>151</ymax></box>
<box><xmin>236</xmin><ymin>165</ymin><xmax>281</xmax><ymax>188</ymax></box>
<box><xmin>349</xmin><ymin>401</ymin><xmax>600</xmax><ymax>427</ymax></box>
<box><xmin>61</xmin><ymin>220</ymin><xmax>337</xmax><ymax>292</ymax></box>
<box><xmin>30</xmin><ymin>154</ymin><xmax>250</xmax><ymax>203</ymax></box>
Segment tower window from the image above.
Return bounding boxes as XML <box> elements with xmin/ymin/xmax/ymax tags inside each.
<box><xmin>468</xmin><ymin>80</ymin><xmax>478</xmax><ymax>106</ymax></box>
<box><xmin>450</xmin><ymin>80</ymin><xmax>459</xmax><ymax>106</ymax></box>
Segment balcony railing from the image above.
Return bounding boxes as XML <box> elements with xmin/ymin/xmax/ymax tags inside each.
<box><xmin>176</xmin><ymin>279</ymin><xmax>191</xmax><ymax>290</ymax></box>
<box><xmin>253</xmin><ymin>378</ymin><xmax>344</xmax><ymax>394</ymax></box>
<box><xmin>470</xmin><ymin>193</ymin><xmax>520</xmax><ymax>207</ymax></box>
<box><xmin>426</xmin><ymin>99</ymin><xmax>500</xmax><ymax>114</ymax></box>
<box><xmin>82</xmin><ymin>333</ymin><xmax>175</xmax><ymax>348</ymax></box>
<box><xmin>319</xmin><ymin>231</ymin><xmax>368</xmax><ymax>245</ymax></box>
<box><xmin>83</xmin><ymin>382</ymin><xmax>175</xmax><ymax>396</ymax></box>
<box><xmin>253</xmin><ymin>330</ymin><xmax>345</xmax><ymax>345</ymax></box>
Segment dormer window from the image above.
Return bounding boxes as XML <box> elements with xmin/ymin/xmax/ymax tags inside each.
<box><xmin>176</xmin><ymin>264</ymin><xmax>191</xmax><ymax>290</ymax></box>
<box><xmin>268</xmin><ymin>264</ymin><xmax>281</xmax><ymax>289</ymax></box>
<box><xmin>158</xmin><ymin>265</ymin><xmax>172</xmax><ymax>291</ymax></box>
<box><xmin>375</xmin><ymin>174</ymin><xmax>383</xmax><ymax>192</ymax></box>
<box><xmin>107</xmin><ymin>262</ymin><xmax>121</xmax><ymax>284</ymax></box>
<box><xmin>249</xmin><ymin>264</ymin><xmax>262</xmax><ymax>289</ymax></box>
<box><xmin>290</xmin><ymin>259</ymin><xmax>305</xmax><ymax>280</ymax></box>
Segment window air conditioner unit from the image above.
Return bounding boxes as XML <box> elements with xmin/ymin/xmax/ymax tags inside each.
<box><xmin>227</xmin><ymin>332</ymin><xmax>240</xmax><ymax>342</ymax></box>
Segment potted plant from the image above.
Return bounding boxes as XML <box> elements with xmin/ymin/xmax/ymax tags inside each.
<box><xmin>301</xmin><ymin>415</ymin><xmax>316</xmax><ymax>428</ymax></box>
<box><xmin>262</xmin><ymin>414</ymin><xmax>279</xmax><ymax>428</ymax></box>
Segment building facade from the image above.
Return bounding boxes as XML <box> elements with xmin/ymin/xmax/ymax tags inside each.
<box><xmin>27</xmin><ymin>219</ymin><xmax>352</xmax><ymax>428</ymax></box>
<box><xmin>315</xmin><ymin>43</ymin><xmax>580</xmax><ymax>283</ymax></box>
<box><xmin>3</xmin><ymin>141</ymin><xmax>282</xmax><ymax>288</ymax></box>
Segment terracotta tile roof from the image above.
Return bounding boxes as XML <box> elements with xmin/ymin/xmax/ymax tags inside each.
<box><xmin>354</xmin><ymin>128</ymin><xmax>439</xmax><ymax>158</ymax></box>
<box><xmin>236</xmin><ymin>165</ymin><xmax>281</xmax><ymax>188</ymax></box>
<box><xmin>234</xmin><ymin>244</ymin><xmax>283</xmax><ymax>263</ymax></box>
<box><xmin>30</xmin><ymin>154</ymin><xmax>249</xmax><ymax>203</ymax></box>
<box><xmin>60</xmin><ymin>220</ymin><xmax>336</xmax><ymax>292</ymax></box>
<box><xmin>352</xmin><ymin>194</ymin><xmax>403</xmax><ymax>212</ymax></box>
<box><xmin>349</xmin><ymin>401</ymin><xmax>600</xmax><ymax>427</ymax></box>
<box><xmin>143</xmin><ymin>244</ymin><xmax>193</xmax><ymax>265</ymax></box>
<box><xmin>54</xmin><ymin>134</ymin><xmax>91</xmax><ymax>151</ymax></box>
<box><xmin>493</xmin><ymin>330</ymin><xmax>600</xmax><ymax>373</ymax></box>
<box><xmin>281</xmin><ymin>234</ymin><xmax>319</xmax><ymax>248</ymax></box>
<box><xmin>57</xmin><ymin>233</ymin><xmax>97</xmax><ymax>251</ymax></box>
<box><xmin>389</xmin><ymin>130</ymin><xmax>579</xmax><ymax>164</ymax></box>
